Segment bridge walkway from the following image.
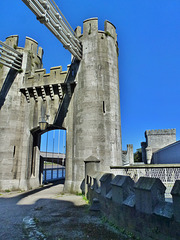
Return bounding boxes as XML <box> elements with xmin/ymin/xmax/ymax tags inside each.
<box><xmin>0</xmin><ymin>182</ymin><xmax>127</xmax><ymax>240</ymax></box>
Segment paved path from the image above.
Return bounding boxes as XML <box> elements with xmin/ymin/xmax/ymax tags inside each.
<box><xmin>0</xmin><ymin>182</ymin><xmax>125</xmax><ymax>240</ymax></box>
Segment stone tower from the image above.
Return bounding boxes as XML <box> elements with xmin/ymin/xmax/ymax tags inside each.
<box><xmin>64</xmin><ymin>18</ymin><xmax>122</xmax><ymax>192</ymax></box>
<box><xmin>0</xmin><ymin>35</ymin><xmax>44</xmax><ymax>190</ymax></box>
<box><xmin>141</xmin><ymin>129</ymin><xmax>176</xmax><ymax>164</ymax></box>
<box><xmin>0</xmin><ymin>18</ymin><xmax>122</xmax><ymax>192</ymax></box>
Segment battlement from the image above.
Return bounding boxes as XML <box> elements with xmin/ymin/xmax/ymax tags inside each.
<box><xmin>5</xmin><ymin>35</ymin><xmax>19</xmax><ymax>48</ymax></box>
<box><xmin>20</xmin><ymin>65</ymin><xmax>71</xmax><ymax>102</ymax></box>
<box><xmin>24</xmin><ymin>65</ymin><xmax>69</xmax><ymax>87</ymax></box>
<box><xmin>5</xmin><ymin>35</ymin><xmax>43</xmax><ymax>59</ymax></box>
<box><xmin>87</xmin><ymin>172</ymin><xmax>180</xmax><ymax>239</ymax></box>
<box><xmin>77</xmin><ymin>18</ymin><xmax>117</xmax><ymax>42</ymax></box>
<box><xmin>1</xmin><ymin>35</ymin><xmax>44</xmax><ymax>75</ymax></box>
<box><xmin>145</xmin><ymin>128</ymin><xmax>176</xmax><ymax>136</ymax></box>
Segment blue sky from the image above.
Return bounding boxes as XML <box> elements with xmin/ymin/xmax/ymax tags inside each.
<box><xmin>40</xmin><ymin>130</ymin><xmax>66</xmax><ymax>153</ymax></box>
<box><xmin>0</xmin><ymin>0</ymin><xmax>180</xmax><ymax>152</ymax></box>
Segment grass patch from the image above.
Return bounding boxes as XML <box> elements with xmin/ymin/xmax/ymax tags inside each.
<box><xmin>101</xmin><ymin>216</ymin><xmax>140</xmax><ymax>240</ymax></box>
<box><xmin>76</xmin><ymin>192</ymin><xmax>90</xmax><ymax>204</ymax></box>
<box><xmin>5</xmin><ymin>189</ymin><xmax>11</xmax><ymax>193</ymax></box>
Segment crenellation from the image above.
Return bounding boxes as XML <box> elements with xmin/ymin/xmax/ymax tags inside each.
<box><xmin>38</xmin><ymin>47</ymin><xmax>44</xmax><ymax>60</ymax></box>
<box><xmin>0</xmin><ymin>16</ymin><xmax>122</xmax><ymax>193</ymax></box>
<box><xmin>25</xmin><ymin>37</ymin><xmax>38</xmax><ymax>55</ymax></box>
<box><xmin>83</xmin><ymin>18</ymin><xmax>98</xmax><ymax>37</ymax></box>
<box><xmin>75</xmin><ymin>26</ymin><xmax>81</xmax><ymax>37</ymax></box>
<box><xmin>22</xmin><ymin>65</ymin><xmax>68</xmax><ymax>91</ymax></box>
<box><xmin>5</xmin><ymin>35</ymin><xmax>19</xmax><ymax>48</ymax></box>
<box><xmin>146</xmin><ymin>129</ymin><xmax>176</xmax><ymax>136</ymax></box>
<box><xmin>87</xmin><ymin>173</ymin><xmax>180</xmax><ymax>239</ymax></box>
<box><xmin>142</xmin><ymin>128</ymin><xmax>176</xmax><ymax>164</ymax></box>
<box><xmin>104</xmin><ymin>20</ymin><xmax>117</xmax><ymax>42</ymax></box>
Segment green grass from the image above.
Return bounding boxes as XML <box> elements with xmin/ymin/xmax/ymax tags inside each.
<box><xmin>101</xmin><ymin>216</ymin><xmax>140</xmax><ymax>240</ymax></box>
<box><xmin>5</xmin><ymin>189</ymin><xmax>11</xmax><ymax>193</ymax></box>
<box><xmin>76</xmin><ymin>192</ymin><xmax>89</xmax><ymax>204</ymax></box>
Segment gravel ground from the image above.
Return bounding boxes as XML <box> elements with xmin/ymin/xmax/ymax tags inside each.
<box><xmin>0</xmin><ymin>182</ymin><xmax>126</xmax><ymax>240</ymax></box>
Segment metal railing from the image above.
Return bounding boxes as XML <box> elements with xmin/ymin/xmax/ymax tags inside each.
<box><xmin>22</xmin><ymin>0</ymin><xmax>82</xmax><ymax>60</ymax></box>
<box><xmin>110</xmin><ymin>164</ymin><xmax>180</xmax><ymax>198</ymax></box>
<box><xmin>0</xmin><ymin>41</ymin><xmax>23</xmax><ymax>71</ymax></box>
<box><xmin>43</xmin><ymin>167</ymin><xmax>65</xmax><ymax>183</ymax></box>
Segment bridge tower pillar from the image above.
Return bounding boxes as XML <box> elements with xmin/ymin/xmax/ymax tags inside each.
<box><xmin>0</xmin><ymin>36</ymin><xmax>43</xmax><ymax>190</ymax></box>
<box><xmin>64</xmin><ymin>18</ymin><xmax>122</xmax><ymax>192</ymax></box>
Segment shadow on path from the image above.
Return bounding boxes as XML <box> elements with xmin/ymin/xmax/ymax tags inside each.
<box><xmin>0</xmin><ymin>182</ymin><xmax>125</xmax><ymax>240</ymax></box>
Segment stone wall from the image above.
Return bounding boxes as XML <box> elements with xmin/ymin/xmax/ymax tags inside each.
<box><xmin>0</xmin><ymin>36</ymin><xmax>44</xmax><ymax>190</ymax></box>
<box><xmin>0</xmin><ymin>17</ymin><xmax>122</xmax><ymax>192</ymax></box>
<box><xmin>122</xmin><ymin>144</ymin><xmax>134</xmax><ymax>165</ymax></box>
<box><xmin>87</xmin><ymin>173</ymin><xmax>180</xmax><ymax>240</ymax></box>
<box><xmin>141</xmin><ymin>129</ymin><xmax>176</xmax><ymax>164</ymax></box>
<box><xmin>145</xmin><ymin>129</ymin><xmax>176</xmax><ymax>149</ymax></box>
<box><xmin>64</xmin><ymin>18</ymin><xmax>122</xmax><ymax>192</ymax></box>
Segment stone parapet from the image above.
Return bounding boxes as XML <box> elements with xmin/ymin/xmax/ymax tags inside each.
<box><xmin>145</xmin><ymin>129</ymin><xmax>176</xmax><ymax>136</ymax></box>
<box><xmin>99</xmin><ymin>173</ymin><xmax>114</xmax><ymax>197</ymax></box>
<box><xmin>171</xmin><ymin>180</ymin><xmax>180</xmax><ymax>222</ymax></box>
<box><xmin>87</xmin><ymin>173</ymin><xmax>180</xmax><ymax>240</ymax></box>
<box><xmin>134</xmin><ymin>177</ymin><xmax>166</xmax><ymax>214</ymax></box>
<box><xmin>111</xmin><ymin>175</ymin><xmax>134</xmax><ymax>205</ymax></box>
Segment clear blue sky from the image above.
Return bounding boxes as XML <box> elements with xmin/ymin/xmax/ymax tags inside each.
<box><xmin>0</xmin><ymin>0</ymin><xmax>180</xmax><ymax>152</ymax></box>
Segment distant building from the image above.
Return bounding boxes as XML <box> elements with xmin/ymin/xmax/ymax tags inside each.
<box><xmin>141</xmin><ymin>129</ymin><xmax>176</xmax><ymax>164</ymax></box>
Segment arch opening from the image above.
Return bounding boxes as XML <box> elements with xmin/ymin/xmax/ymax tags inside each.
<box><xmin>40</xmin><ymin>129</ymin><xmax>66</xmax><ymax>184</ymax></box>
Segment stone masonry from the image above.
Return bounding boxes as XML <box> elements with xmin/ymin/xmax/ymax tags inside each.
<box><xmin>141</xmin><ymin>129</ymin><xmax>176</xmax><ymax>164</ymax></box>
<box><xmin>0</xmin><ymin>18</ymin><xmax>122</xmax><ymax>192</ymax></box>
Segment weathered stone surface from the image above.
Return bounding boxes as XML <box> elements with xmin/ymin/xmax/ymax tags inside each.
<box><xmin>87</xmin><ymin>174</ymin><xmax>180</xmax><ymax>240</ymax></box>
<box><xmin>0</xmin><ymin>18</ymin><xmax>122</xmax><ymax>193</ymax></box>
<box><xmin>100</xmin><ymin>173</ymin><xmax>114</xmax><ymax>197</ymax></box>
<box><xmin>134</xmin><ymin>177</ymin><xmax>166</xmax><ymax>214</ymax></box>
<box><xmin>111</xmin><ymin>175</ymin><xmax>134</xmax><ymax>204</ymax></box>
<box><xmin>90</xmin><ymin>198</ymin><xmax>101</xmax><ymax>211</ymax></box>
<box><xmin>64</xmin><ymin>18</ymin><xmax>122</xmax><ymax>192</ymax></box>
<box><xmin>142</xmin><ymin>129</ymin><xmax>176</xmax><ymax>164</ymax></box>
<box><xmin>171</xmin><ymin>180</ymin><xmax>180</xmax><ymax>222</ymax></box>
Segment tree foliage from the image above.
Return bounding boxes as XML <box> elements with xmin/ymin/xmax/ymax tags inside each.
<box><xmin>134</xmin><ymin>148</ymin><xmax>142</xmax><ymax>162</ymax></box>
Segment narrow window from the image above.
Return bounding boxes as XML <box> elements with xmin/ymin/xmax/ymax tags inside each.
<box><xmin>103</xmin><ymin>101</ymin><xmax>106</xmax><ymax>113</ymax></box>
<box><xmin>88</xmin><ymin>23</ymin><xmax>91</xmax><ymax>35</ymax></box>
<box><xmin>13</xmin><ymin>146</ymin><xmax>16</xmax><ymax>157</ymax></box>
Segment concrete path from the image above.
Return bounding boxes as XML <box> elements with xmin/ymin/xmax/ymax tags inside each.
<box><xmin>0</xmin><ymin>182</ymin><xmax>126</xmax><ymax>240</ymax></box>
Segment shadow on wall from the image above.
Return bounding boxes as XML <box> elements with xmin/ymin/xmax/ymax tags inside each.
<box><xmin>54</xmin><ymin>57</ymin><xmax>80</xmax><ymax>127</ymax></box>
<box><xmin>0</xmin><ymin>68</ymin><xmax>18</xmax><ymax>109</ymax></box>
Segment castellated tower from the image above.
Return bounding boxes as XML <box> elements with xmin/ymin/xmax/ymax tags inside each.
<box><xmin>64</xmin><ymin>18</ymin><xmax>122</xmax><ymax>192</ymax></box>
<box><xmin>0</xmin><ymin>36</ymin><xmax>44</xmax><ymax>190</ymax></box>
<box><xmin>0</xmin><ymin>18</ymin><xmax>122</xmax><ymax>192</ymax></box>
